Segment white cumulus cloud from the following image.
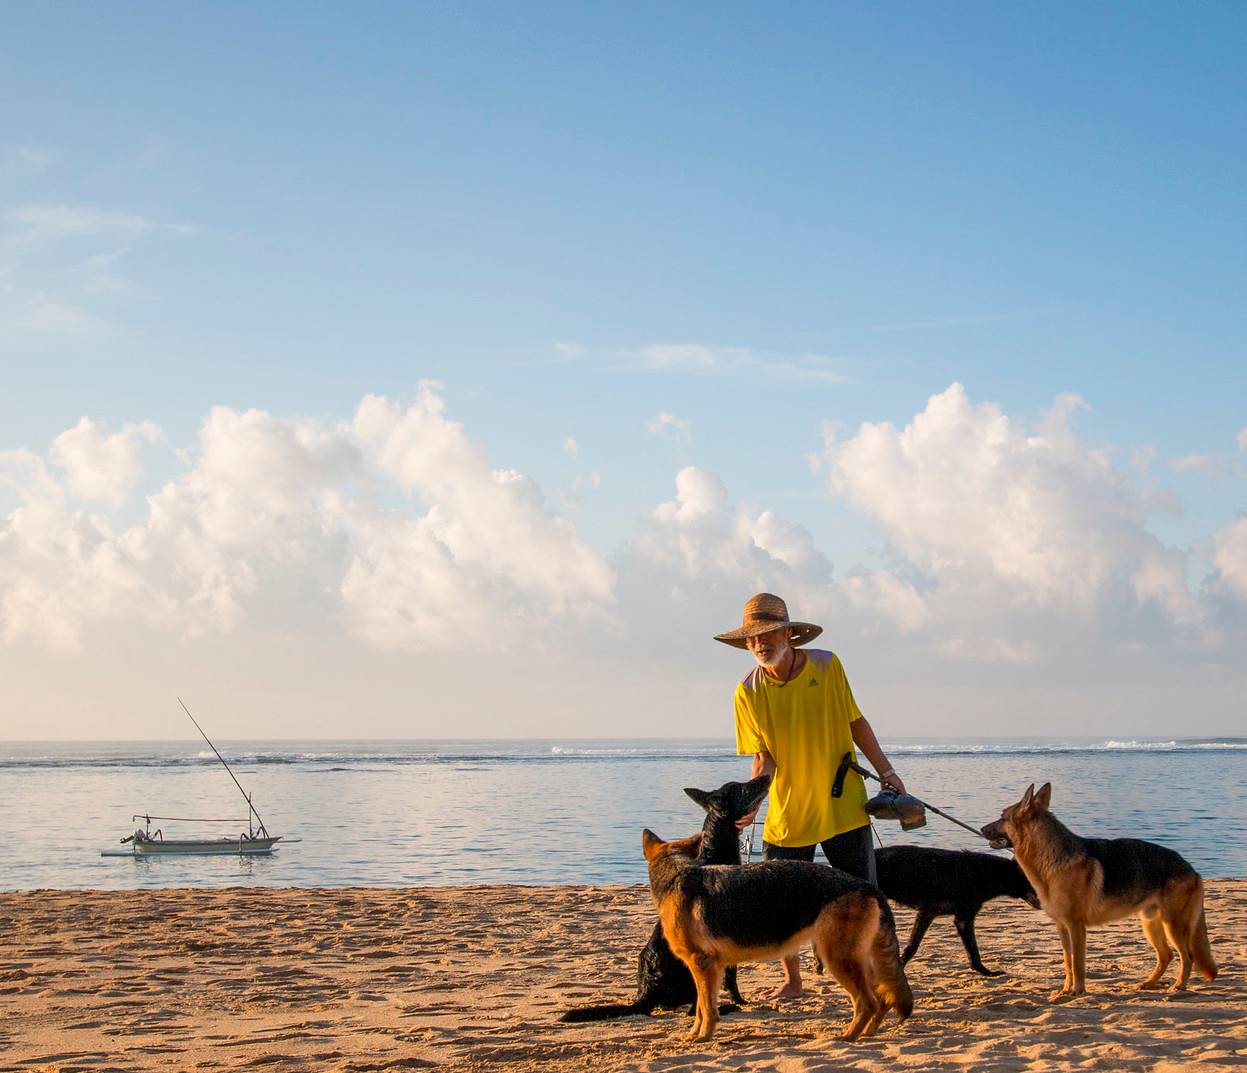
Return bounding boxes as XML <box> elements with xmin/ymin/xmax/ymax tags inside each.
<box><xmin>634</xmin><ymin>466</ymin><xmax>832</xmax><ymax>594</ymax></box>
<box><xmin>49</xmin><ymin>418</ymin><xmax>161</xmax><ymax>507</ymax></box>
<box><xmin>351</xmin><ymin>387</ymin><xmax>615</xmax><ymax>642</ymax></box>
<box><xmin>0</xmin><ymin>388</ymin><xmax>615</xmax><ymax>652</ymax></box>
<box><xmin>0</xmin><ymin>450</ymin><xmax>161</xmax><ymax>651</ymax></box>
<box><xmin>843</xmin><ymin>571</ymin><xmax>931</xmax><ymax>634</ymax></box>
<box><xmin>822</xmin><ymin>383</ymin><xmax>1200</xmax><ymax>623</ymax></box>
<box><xmin>1212</xmin><ymin>517</ymin><xmax>1247</xmax><ymax>600</ymax></box>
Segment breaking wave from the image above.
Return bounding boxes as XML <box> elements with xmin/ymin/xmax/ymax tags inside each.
<box><xmin>2</xmin><ymin>736</ymin><xmax>1245</xmax><ymax>770</ymax></box>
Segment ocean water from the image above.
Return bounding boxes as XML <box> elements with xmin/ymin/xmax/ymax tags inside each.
<box><xmin>1</xmin><ymin>738</ymin><xmax>1244</xmax><ymax>890</ymax></box>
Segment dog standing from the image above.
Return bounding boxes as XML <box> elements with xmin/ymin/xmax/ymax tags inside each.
<box><xmin>982</xmin><ymin>782</ymin><xmax>1216</xmax><ymax>999</ymax></box>
<box><xmin>559</xmin><ymin>775</ymin><xmax>771</xmax><ymax>1022</ymax></box>
<box><xmin>876</xmin><ymin>845</ymin><xmax>1039</xmax><ymax>976</ymax></box>
<box><xmin>642</xmin><ymin>828</ymin><xmax>913</xmax><ymax>1042</ymax></box>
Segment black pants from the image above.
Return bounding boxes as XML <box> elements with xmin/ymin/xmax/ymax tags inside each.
<box><xmin>763</xmin><ymin>824</ymin><xmax>877</xmax><ymax>884</ymax></box>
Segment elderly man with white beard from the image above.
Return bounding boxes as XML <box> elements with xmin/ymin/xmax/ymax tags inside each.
<box><xmin>716</xmin><ymin>592</ymin><xmax>905</xmax><ymax>999</ymax></box>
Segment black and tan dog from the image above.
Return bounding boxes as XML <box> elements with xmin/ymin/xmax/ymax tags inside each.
<box><xmin>642</xmin><ymin>828</ymin><xmax>913</xmax><ymax>1042</ymax></box>
<box><xmin>559</xmin><ymin>775</ymin><xmax>771</xmax><ymax>1022</ymax></box>
<box><xmin>982</xmin><ymin>783</ymin><xmax>1217</xmax><ymax>1000</ymax></box>
<box><xmin>876</xmin><ymin>845</ymin><xmax>1040</xmax><ymax>976</ymax></box>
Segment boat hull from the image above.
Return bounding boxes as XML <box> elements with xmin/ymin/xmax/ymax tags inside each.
<box><xmin>132</xmin><ymin>836</ymin><xmax>283</xmax><ymax>856</ymax></box>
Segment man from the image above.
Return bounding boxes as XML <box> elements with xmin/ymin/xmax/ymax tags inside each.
<box><xmin>715</xmin><ymin>592</ymin><xmax>904</xmax><ymax>999</ymax></box>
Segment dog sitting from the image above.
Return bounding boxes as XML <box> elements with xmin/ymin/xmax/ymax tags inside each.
<box><xmin>982</xmin><ymin>782</ymin><xmax>1217</xmax><ymax>1000</ymax></box>
<box><xmin>559</xmin><ymin>774</ymin><xmax>771</xmax><ymax>1023</ymax></box>
<box><xmin>875</xmin><ymin>845</ymin><xmax>1040</xmax><ymax>976</ymax></box>
<box><xmin>642</xmin><ymin>828</ymin><xmax>913</xmax><ymax>1042</ymax></box>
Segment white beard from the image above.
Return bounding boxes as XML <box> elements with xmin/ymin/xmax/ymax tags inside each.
<box><xmin>753</xmin><ymin>645</ymin><xmax>791</xmax><ymax>670</ymax></box>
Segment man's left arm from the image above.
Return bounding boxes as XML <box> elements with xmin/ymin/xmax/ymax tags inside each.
<box><xmin>851</xmin><ymin>717</ymin><xmax>905</xmax><ymax>793</ymax></box>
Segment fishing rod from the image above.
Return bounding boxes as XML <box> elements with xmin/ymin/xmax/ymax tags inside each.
<box><xmin>177</xmin><ymin>697</ymin><xmax>268</xmax><ymax>838</ymax></box>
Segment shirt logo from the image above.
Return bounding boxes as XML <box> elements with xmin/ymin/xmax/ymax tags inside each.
<box><xmin>808</xmin><ymin>678</ymin><xmax>818</xmax><ymax>687</ymax></box>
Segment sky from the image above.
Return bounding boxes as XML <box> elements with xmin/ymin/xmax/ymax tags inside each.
<box><xmin>2</xmin><ymin>3</ymin><xmax>1245</xmax><ymax>741</ymax></box>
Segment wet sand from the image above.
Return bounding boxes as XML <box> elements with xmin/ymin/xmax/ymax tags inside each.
<box><xmin>2</xmin><ymin>881</ymin><xmax>1244</xmax><ymax>1072</ymax></box>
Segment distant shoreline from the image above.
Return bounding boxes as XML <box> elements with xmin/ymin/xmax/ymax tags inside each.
<box><xmin>5</xmin><ymin>734</ymin><xmax>1247</xmax><ymax>744</ymax></box>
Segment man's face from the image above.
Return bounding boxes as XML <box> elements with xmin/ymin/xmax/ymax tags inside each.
<box><xmin>745</xmin><ymin>627</ymin><xmax>792</xmax><ymax>669</ymax></box>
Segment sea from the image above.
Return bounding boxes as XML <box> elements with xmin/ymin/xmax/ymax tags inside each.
<box><xmin>2</xmin><ymin>738</ymin><xmax>1244</xmax><ymax>891</ymax></box>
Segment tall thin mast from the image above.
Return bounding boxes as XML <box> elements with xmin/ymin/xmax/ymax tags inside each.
<box><xmin>177</xmin><ymin>697</ymin><xmax>267</xmax><ymax>836</ymax></box>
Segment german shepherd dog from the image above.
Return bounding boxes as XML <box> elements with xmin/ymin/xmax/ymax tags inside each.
<box><xmin>876</xmin><ymin>845</ymin><xmax>1040</xmax><ymax>976</ymax></box>
<box><xmin>982</xmin><ymin>783</ymin><xmax>1217</xmax><ymax>999</ymax></box>
<box><xmin>559</xmin><ymin>775</ymin><xmax>771</xmax><ymax>1023</ymax></box>
<box><xmin>642</xmin><ymin>828</ymin><xmax>913</xmax><ymax>1042</ymax></box>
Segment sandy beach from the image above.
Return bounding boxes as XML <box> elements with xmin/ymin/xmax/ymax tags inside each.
<box><xmin>2</xmin><ymin>880</ymin><xmax>1243</xmax><ymax>1072</ymax></box>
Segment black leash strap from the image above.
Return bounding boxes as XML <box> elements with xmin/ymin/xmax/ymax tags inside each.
<box><xmin>832</xmin><ymin>753</ymin><xmax>872</xmax><ymax>797</ymax></box>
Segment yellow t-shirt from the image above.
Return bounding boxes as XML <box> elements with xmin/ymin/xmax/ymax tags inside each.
<box><xmin>734</xmin><ymin>649</ymin><xmax>868</xmax><ymax>847</ymax></box>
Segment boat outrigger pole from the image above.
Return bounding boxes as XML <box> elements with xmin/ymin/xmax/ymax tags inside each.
<box><xmin>177</xmin><ymin>697</ymin><xmax>269</xmax><ymax>838</ymax></box>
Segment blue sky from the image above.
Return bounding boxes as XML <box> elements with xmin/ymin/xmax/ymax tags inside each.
<box><xmin>2</xmin><ymin>4</ymin><xmax>1245</xmax><ymax>739</ymax></box>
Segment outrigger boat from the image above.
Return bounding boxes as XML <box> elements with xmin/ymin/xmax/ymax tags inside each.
<box><xmin>103</xmin><ymin>698</ymin><xmax>291</xmax><ymax>858</ymax></box>
<box><xmin>120</xmin><ymin>815</ymin><xmax>283</xmax><ymax>856</ymax></box>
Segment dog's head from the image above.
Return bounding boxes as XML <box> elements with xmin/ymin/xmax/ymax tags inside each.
<box><xmin>682</xmin><ymin>773</ymin><xmax>772</xmax><ymax>823</ymax></box>
<box><xmin>641</xmin><ymin>828</ymin><xmax>704</xmax><ymax>863</ymax></box>
<box><xmin>981</xmin><ymin>782</ymin><xmax>1052</xmax><ymax>850</ymax></box>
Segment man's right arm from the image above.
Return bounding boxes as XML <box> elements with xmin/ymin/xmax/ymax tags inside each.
<box><xmin>750</xmin><ymin>750</ymin><xmax>776</xmax><ymax>780</ymax></box>
<box><xmin>736</xmin><ymin>750</ymin><xmax>775</xmax><ymax>829</ymax></box>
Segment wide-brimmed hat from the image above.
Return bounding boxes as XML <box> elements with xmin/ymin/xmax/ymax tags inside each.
<box><xmin>713</xmin><ymin>593</ymin><xmax>822</xmax><ymax>650</ymax></box>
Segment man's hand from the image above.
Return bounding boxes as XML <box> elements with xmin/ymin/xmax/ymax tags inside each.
<box><xmin>882</xmin><ymin>771</ymin><xmax>906</xmax><ymax>794</ymax></box>
<box><xmin>736</xmin><ymin>808</ymin><xmax>760</xmax><ymax>831</ymax></box>
<box><xmin>738</xmin><ymin>751</ymin><xmax>774</xmax><ymax>829</ymax></box>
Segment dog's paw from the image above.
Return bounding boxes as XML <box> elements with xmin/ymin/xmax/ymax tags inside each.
<box><xmin>975</xmin><ymin>966</ymin><xmax>1005</xmax><ymax>978</ymax></box>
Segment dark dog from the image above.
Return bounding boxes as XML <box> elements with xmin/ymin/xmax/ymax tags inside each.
<box><xmin>559</xmin><ymin>774</ymin><xmax>771</xmax><ymax>1023</ymax></box>
<box><xmin>643</xmin><ymin>828</ymin><xmax>913</xmax><ymax>1042</ymax></box>
<box><xmin>982</xmin><ymin>782</ymin><xmax>1217</xmax><ymax>999</ymax></box>
<box><xmin>875</xmin><ymin>845</ymin><xmax>1040</xmax><ymax>976</ymax></box>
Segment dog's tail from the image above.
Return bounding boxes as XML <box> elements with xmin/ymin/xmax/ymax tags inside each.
<box><xmin>1191</xmin><ymin>884</ymin><xmax>1217</xmax><ymax>983</ymax></box>
<box><xmin>871</xmin><ymin>894</ymin><xmax>914</xmax><ymax>1022</ymax></box>
<box><xmin>558</xmin><ymin>999</ymin><xmax>653</xmax><ymax>1023</ymax></box>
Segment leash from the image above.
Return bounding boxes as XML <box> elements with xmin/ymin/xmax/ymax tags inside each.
<box><xmin>742</xmin><ymin>815</ymin><xmax>884</xmax><ymax>858</ymax></box>
<box><xmin>832</xmin><ymin>752</ymin><xmax>990</xmax><ymax>842</ymax></box>
<box><xmin>742</xmin><ymin>752</ymin><xmax>992</xmax><ymax>860</ymax></box>
<box><xmin>740</xmin><ymin>817</ymin><xmax>761</xmax><ymax>863</ymax></box>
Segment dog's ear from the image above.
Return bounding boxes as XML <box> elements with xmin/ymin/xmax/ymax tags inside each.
<box><xmin>675</xmin><ymin>832</ymin><xmax>704</xmax><ymax>857</ymax></box>
<box><xmin>1019</xmin><ymin>783</ymin><xmax>1036</xmax><ymax>811</ymax></box>
<box><xmin>642</xmin><ymin>829</ymin><xmax>665</xmax><ymax>860</ymax></box>
<box><xmin>1034</xmin><ymin>783</ymin><xmax>1052</xmax><ymax>812</ymax></box>
<box><xmin>683</xmin><ymin>787</ymin><xmax>712</xmax><ymax>811</ymax></box>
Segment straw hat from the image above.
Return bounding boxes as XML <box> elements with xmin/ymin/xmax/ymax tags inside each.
<box><xmin>713</xmin><ymin>593</ymin><xmax>823</xmax><ymax>650</ymax></box>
